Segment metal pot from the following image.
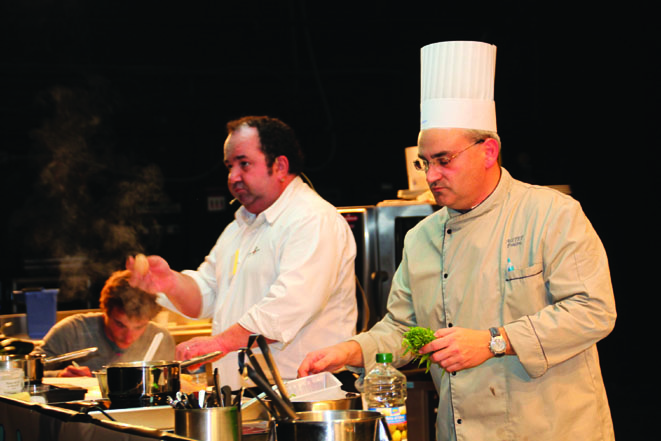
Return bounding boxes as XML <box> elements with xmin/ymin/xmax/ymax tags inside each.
<box><xmin>106</xmin><ymin>351</ymin><xmax>221</xmax><ymax>407</ymax></box>
<box><xmin>244</xmin><ymin>392</ymin><xmax>364</xmax><ymax>422</ymax></box>
<box><xmin>290</xmin><ymin>392</ymin><xmax>362</xmax><ymax>412</ymax></box>
<box><xmin>275</xmin><ymin>410</ymin><xmax>392</xmax><ymax>441</ymax></box>
<box><xmin>0</xmin><ymin>347</ymin><xmax>98</xmax><ymax>384</ymax></box>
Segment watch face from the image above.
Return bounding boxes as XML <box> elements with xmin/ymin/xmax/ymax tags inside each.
<box><xmin>490</xmin><ymin>337</ymin><xmax>506</xmax><ymax>353</ymax></box>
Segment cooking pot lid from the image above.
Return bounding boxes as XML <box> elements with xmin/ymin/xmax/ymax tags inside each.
<box><xmin>108</xmin><ymin>360</ymin><xmax>177</xmax><ymax>368</ymax></box>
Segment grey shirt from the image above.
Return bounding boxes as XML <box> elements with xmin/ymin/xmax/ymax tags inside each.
<box><xmin>40</xmin><ymin>312</ymin><xmax>176</xmax><ymax>373</ymax></box>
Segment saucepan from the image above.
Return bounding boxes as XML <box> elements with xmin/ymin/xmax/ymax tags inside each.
<box><xmin>0</xmin><ymin>347</ymin><xmax>98</xmax><ymax>384</ymax></box>
<box><xmin>106</xmin><ymin>351</ymin><xmax>222</xmax><ymax>407</ymax></box>
<box><xmin>276</xmin><ymin>410</ymin><xmax>392</xmax><ymax>441</ymax></box>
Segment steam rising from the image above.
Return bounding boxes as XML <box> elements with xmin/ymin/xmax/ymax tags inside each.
<box><xmin>12</xmin><ymin>81</ymin><xmax>169</xmax><ymax>305</ymax></box>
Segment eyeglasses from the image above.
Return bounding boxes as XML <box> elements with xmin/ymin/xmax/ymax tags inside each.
<box><xmin>413</xmin><ymin>139</ymin><xmax>485</xmax><ymax>172</ymax></box>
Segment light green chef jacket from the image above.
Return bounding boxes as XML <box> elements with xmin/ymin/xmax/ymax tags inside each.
<box><xmin>353</xmin><ymin>168</ymin><xmax>616</xmax><ymax>441</ymax></box>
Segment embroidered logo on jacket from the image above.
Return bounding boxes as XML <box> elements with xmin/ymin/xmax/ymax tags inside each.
<box><xmin>506</xmin><ymin>235</ymin><xmax>524</xmax><ymax>248</ymax></box>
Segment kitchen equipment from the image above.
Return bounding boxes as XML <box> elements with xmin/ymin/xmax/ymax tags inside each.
<box><xmin>26</xmin><ymin>383</ymin><xmax>88</xmax><ymax>403</ymax></box>
<box><xmin>253</xmin><ymin>334</ymin><xmax>292</xmax><ymax>405</ymax></box>
<box><xmin>338</xmin><ymin>202</ymin><xmax>436</xmax><ymax>328</ymax></box>
<box><xmin>275</xmin><ymin>410</ymin><xmax>392</xmax><ymax>441</ymax></box>
<box><xmin>237</xmin><ymin>347</ymin><xmax>296</xmax><ymax>421</ymax></box>
<box><xmin>0</xmin><ymin>347</ymin><xmax>98</xmax><ymax>384</ymax></box>
<box><xmin>290</xmin><ymin>392</ymin><xmax>362</xmax><ymax>412</ymax></box>
<box><xmin>106</xmin><ymin>351</ymin><xmax>221</xmax><ymax>408</ymax></box>
<box><xmin>175</xmin><ymin>406</ymin><xmax>241</xmax><ymax>441</ymax></box>
<box><xmin>244</xmin><ymin>392</ymin><xmax>363</xmax><ymax>422</ymax></box>
<box><xmin>286</xmin><ymin>371</ymin><xmax>345</xmax><ymax>402</ymax></box>
<box><xmin>93</xmin><ymin>369</ymin><xmax>108</xmax><ymax>398</ymax></box>
<box><xmin>143</xmin><ymin>332</ymin><xmax>163</xmax><ymax>362</ymax></box>
<box><xmin>0</xmin><ymin>338</ymin><xmax>34</xmax><ymax>355</ymax></box>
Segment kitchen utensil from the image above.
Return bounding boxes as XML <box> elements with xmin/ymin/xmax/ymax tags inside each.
<box><xmin>245</xmin><ymin>392</ymin><xmax>363</xmax><ymax>423</ymax></box>
<box><xmin>106</xmin><ymin>351</ymin><xmax>222</xmax><ymax>407</ymax></box>
<box><xmin>221</xmin><ymin>385</ymin><xmax>232</xmax><ymax>407</ymax></box>
<box><xmin>253</xmin><ymin>334</ymin><xmax>293</xmax><ymax>407</ymax></box>
<box><xmin>289</xmin><ymin>392</ymin><xmax>362</xmax><ymax>412</ymax></box>
<box><xmin>213</xmin><ymin>367</ymin><xmax>220</xmax><ymax>399</ymax></box>
<box><xmin>143</xmin><ymin>332</ymin><xmax>163</xmax><ymax>362</ymax></box>
<box><xmin>175</xmin><ymin>406</ymin><xmax>242</xmax><ymax>441</ymax></box>
<box><xmin>275</xmin><ymin>410</ymin><xmax>392</xmax><ymax>441</ymax></box>
<box><xmin>0</xmin><ymin>338</ymin><xmax>34</xmax><ymax>355</ymax></box>
<box><xmin>286</xmin><ymin>371</ymin><xmax>345</xmax><ymax>402</ymax></box>
<box><xmin>1</xmin><ymin>347</ymin><xmax>98</xmax><ymax>384</ymax></box>
<box><xmin>237</xmin><ymin>348</ymin><xmax>296</xmax><ymax>421</ymax></box>
<box><xmin>94</xmin><ymin>369</ymin><xmax>108</xmax><ymax>398</ymax></box>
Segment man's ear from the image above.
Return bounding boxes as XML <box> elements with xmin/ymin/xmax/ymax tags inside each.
<box><xmin>483</xmin><ymin>138</ymin><xmax>500</xmax><ymax>168</ymax></box>
<box><xmin>274</xmin><ymin>155</ymin><xmax>290</xmax><ymax>178</ymax></box>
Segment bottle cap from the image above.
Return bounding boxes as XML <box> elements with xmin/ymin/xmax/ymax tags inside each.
<box><xmin>376</xmin><ymin>353</ymin><xmax>393</xmax><ymax>363</ymax></box>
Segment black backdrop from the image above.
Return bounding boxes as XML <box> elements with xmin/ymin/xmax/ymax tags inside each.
<box><xmin>0</xmin><ymin>1</ymin><xmax>650</xmax><ymax>438</ymax></box>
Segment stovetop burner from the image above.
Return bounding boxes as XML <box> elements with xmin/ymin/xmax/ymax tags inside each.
<box><xmin>108</xmin><ymin>394</ymin><xmax>170</xmax><ymax>409</ymax></box>
<box><xmin>27</xmin><ymin>383</ymin><xmax>87</xmax><ymax>404</ymax></box>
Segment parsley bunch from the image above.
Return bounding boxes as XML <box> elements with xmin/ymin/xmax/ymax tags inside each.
<box><xmin>402</xmin><ymin>326</ymin><xmax>436</xmax><ymax>373</ymax></box>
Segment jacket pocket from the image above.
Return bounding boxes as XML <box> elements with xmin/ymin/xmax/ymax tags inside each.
<box><xmin>503</xmin><ymin>263</ymin><xmax>546</xmax><ymax>320</ymax></box>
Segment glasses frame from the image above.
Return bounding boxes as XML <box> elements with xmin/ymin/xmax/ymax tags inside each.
<box><xmin>413</xmin><ymin>139</ymin><xmax>485</xmax><ymax>173</ymax></box>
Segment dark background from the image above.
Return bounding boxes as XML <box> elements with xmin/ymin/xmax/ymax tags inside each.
<box><xmin>0</xmin><ymin>1</ymin><xmax>650</xmax><ymax>438</ymax></box>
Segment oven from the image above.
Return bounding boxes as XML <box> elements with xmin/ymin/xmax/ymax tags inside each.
<box><xmin>338</xmin><ymin>200</ymin><xmax>438</xmax><ymax>328</ymax></box>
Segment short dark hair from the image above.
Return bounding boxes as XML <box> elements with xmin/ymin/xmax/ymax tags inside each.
<box><xmin>99</xmin><ymin>270</ymin><xmax>162</xmax><ymax>320</ymax></box>
<box><xmin>227</xmin><ymin>116</ymin><xmax>305</xmax><ymax>175</ymax></box>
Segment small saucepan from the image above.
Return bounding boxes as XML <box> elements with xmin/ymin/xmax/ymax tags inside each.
<box><xmin>106</xmin><ymin>351</ymin><xmax>221</xmax><ymax>407</ymax></box>
<box><xmin>1</xmin><ymin>347</ymin><xmax>98</xmax><ymax>384</ymax></box>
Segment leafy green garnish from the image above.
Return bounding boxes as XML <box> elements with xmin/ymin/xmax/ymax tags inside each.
<box><xmin>402</xmin><ymin>327</ymin><xmax>436</xmax><ymax>373</ymax></box>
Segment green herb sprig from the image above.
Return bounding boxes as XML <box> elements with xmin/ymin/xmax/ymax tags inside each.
<box><xmin>402</xmin><ymin>327</ymin><xmax>436</xmax><ymax>373</ymax></box>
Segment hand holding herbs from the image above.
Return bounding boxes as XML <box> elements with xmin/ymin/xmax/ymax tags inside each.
<box><xmin>402</xmin><ymin>326</ymin><xmax>436</xmax><ymax>373</ymax></box>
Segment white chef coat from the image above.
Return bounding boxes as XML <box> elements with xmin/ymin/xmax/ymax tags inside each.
<box><xmin>160</xmin><ymin>176</ymin><xmax>357</xmax><ymax>389</ymax></box>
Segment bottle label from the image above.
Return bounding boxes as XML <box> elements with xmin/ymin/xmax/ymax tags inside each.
<box><xmin>369</xmin><ymin>405</ymin><xmax>407</xmax><ymax>441</ymax></box>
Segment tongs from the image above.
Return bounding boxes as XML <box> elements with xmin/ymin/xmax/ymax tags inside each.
<box><xmin>237</xmin><ymin>334</ymin><xmax>297</xmax><ymax>421</ymax></box>
<box><xmin>251</xmin><ymin>334</ymin><xmax>293</xmax><ymax>405</ymax></box>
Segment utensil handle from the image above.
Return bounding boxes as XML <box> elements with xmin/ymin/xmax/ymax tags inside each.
<box><xmin>143</xmin><ymin>332</ymin><xmax>163</xmax><ymax>362</ymax></box>
<box><xmin>44</xmin><ymin>347</ymin><xmax>98</xmax><ymax>365</ymax></box>
<box><xmin>180</xmin><ymin>350</ymin><xmax>223</xmax><ymax>369</ymax></box>
<box><xmin>255</xmin><ymin>335</ymin><xmax>293</xmax><ymax>406</ymax></box>
<box><xmin>246</xmin><ymin>364</ymin><xmax>297</xmax><ymax>421</ymax></box>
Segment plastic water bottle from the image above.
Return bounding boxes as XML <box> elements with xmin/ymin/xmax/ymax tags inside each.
<box><xmin>364</xmin><ymin>353</ymin><xmax>408</xmax><ymax>441</ymax></box>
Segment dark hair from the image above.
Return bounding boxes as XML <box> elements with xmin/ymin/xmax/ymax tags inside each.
<box><xmin>99</xmin><ymin>270</ymin><xmax>162</xmax><ymax>320</ymax></box>
<box><xmin>226</xmin><ymin>116</ymin><xmax>305</xmax><ymax>175</ymax></box>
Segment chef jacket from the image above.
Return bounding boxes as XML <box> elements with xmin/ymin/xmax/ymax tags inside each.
<box><xmin>159</xmin><ymin>176</ymin><xmax>357</xmax><ymax>389</ymax></box>
<box><xmin>353</xmin><ymin>168</ymin><xmax>616</xmax><ymax>441</ymax></box>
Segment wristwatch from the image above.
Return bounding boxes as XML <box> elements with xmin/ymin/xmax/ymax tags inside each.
<box><xmin>488</xmin><ymin>327</ymin><xmax>506</xmax><ymax>357</ymax></box>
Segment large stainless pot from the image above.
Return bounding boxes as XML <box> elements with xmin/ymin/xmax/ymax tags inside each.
<box><xmin>275</xmin><ymin>410</ymin><xmax>392</xmax><ymax>441</ymax></box>
<box><xmin>0</xmin><ymin>347</ymin><xmax>98</xmax><ymax>384</ymax></box>
<box><xmin>244</xmin><ymin>392</ymin><xmax>363</xmax><ymax>421</ymax></box>
<box><xmin>106</xmin><ymin>351</ymin><xmax>221</xmax><ymax>407</ymax></box>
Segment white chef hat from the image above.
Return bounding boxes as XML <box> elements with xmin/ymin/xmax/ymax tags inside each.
<box><xmin>420</xmin><ymin>41</ymin><xmax>498</xmax><ymax>132</ymax></box>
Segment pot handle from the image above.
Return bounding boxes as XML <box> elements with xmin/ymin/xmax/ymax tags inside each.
<box><xmin>179</xmin><ymin>350</ymin><xmax>223</xmax><ymax>369</ymax></box>
<box><xmin>43</xmin><ymin>347</ymin><xmax>98</xmax><ymax>365</ymax></box>
<box><xmin>377</xmin><ymin>415</ymin><xmax>393</xmax><ymax>441</ymax></box>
